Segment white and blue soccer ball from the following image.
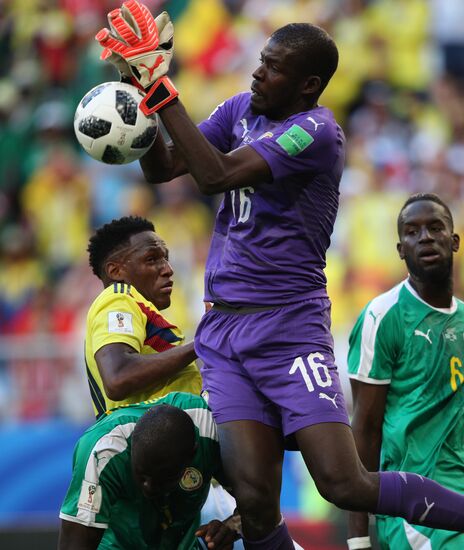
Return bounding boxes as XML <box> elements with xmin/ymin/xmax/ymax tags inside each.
<box><xmin>74</xmin><ymin>81</ymin><xmax>158</xmax><ymax>165</ymax></box>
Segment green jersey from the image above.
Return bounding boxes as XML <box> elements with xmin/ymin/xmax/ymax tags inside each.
<box><xmin>60</xmin><ymin>392</ymin><xmax>221</xmax><ymax>550</ymax></box>
<box><xmin>348</xmin><ymin>279</ymin><xmax>464</xmax><ymax>549</ymax></box>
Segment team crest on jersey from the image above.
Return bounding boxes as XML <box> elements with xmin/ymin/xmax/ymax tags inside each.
<box><xmin>78</xmin><ymin>480</ymin><xmax>102</xmax><ymax>513</ymax></box>
<box><xmin>180</xmin><ymin>467</ymin><xmax>203</xmax><ymax>491</ymax></box>
<box><xmin>108</xmin><ymin>311</ymin><xmax>134</xmax><ymax>334</ymax></box>
<box><xmin>200</xmin><ymin>390</ymin><xmax>209</xmax><ymax>404</ymax></box>
<box><xmin>276</xmin><ymin>124</ymin><xmax>314</xmax><ymax>156</ymax></box>
<box><xmin>444</xmin><ymin>327</ymin><xmax>457</xmax><ymax>341</ymax></box>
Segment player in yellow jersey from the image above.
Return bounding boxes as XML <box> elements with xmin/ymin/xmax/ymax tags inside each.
<box><xmin>85</xmin><ymin>215</ymin><xmax>201</xmax><ymax>418</ymax></box>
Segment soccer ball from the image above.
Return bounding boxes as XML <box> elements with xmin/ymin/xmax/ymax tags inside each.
<box><xmin>74</xmin><ymin>81</ymin><xmax>158</xmax><ymax>165</ymax></box>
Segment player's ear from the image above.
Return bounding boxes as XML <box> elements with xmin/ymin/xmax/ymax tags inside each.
<box><xmin>303</xmin><ymin>75</ymin><xmax>321</xmax><ymax>96</ymax></box>
<box><xmin>452</xmin><ymin>233</ymin><xmax>460</xmax><ymax>253</ymax></box>
<box><xmin>397</xmin><ymin>241</ymin><xmax>405</xmax><ymax>260</ymax></box>
<box><xmin>106</xmin><ymin>260</ymin><xmax>125</xmax><ymax>282</ymax></box>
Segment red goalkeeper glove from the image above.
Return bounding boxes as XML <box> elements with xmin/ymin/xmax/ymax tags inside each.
<box><xmin>96</xmin><ymin>0</ymin><xmax>174</xmax><ymax>90</ymax></box>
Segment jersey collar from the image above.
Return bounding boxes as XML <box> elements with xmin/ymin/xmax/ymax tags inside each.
<box><xmin>404</xmin><ymin>278</ymin><xmax>457</xmax><ymax>314</ymax></box>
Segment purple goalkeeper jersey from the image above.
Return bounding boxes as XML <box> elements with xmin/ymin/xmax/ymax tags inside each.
<box><xmin>198</xmin><ymin>92</ymin><xmax>345</xmax><ymax>307</ymax></box>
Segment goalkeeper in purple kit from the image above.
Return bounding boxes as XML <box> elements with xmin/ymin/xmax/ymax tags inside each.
<box><xmin>96</xmin><ymin>2</ymin><xmax>464</xmax><ymax>549</ymax></box>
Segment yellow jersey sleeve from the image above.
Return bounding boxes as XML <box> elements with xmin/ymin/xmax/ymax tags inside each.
<box><xmin>89</xmin><ymin>285</ymin><xmax>146</xmax><ymax>354</ymax></box>
<box><xmin>85</xmin><ymin>283</ymin><xmax>202</xmax><ymax>418</ymax></box>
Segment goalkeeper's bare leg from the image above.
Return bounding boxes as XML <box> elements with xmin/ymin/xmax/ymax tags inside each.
<box><xmin>218</xmin><ymin>419</ymin><xmax>464</xmax><ymax>549</ymax></box>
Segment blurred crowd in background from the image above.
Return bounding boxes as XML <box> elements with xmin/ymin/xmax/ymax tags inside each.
<box><xmin>1</xmin><ymin>0</ymin><xmax>464</xmax><ymax>537</ymax></box>
<box><xmin>1</xmin><ymin>0</ymin><xmax>464</xmax><ymax>426</ymax></box>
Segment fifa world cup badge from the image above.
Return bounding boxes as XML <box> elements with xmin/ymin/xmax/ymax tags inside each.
<box><xmin>87</xmin><ymin>484</ymin><xmax>97</xmax><ymax>503</ymax></box>
<box><xmin>78</xmin><ymin>480</ymin><xmax>102</xmax><ymax>513</ymax></box>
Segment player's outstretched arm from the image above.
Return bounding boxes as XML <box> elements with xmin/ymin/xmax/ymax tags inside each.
<box><xmin>95</xmin><ymin>341</ymin><xmax>197</xmax><ymax>401</ymax></box>
<box><xmin>58</xmin><ymin>520</ymin><xmax>104</xmax><ymax>550</ymax></box>
<box><xmin>96</xmin><ymin>2</ymin><xmax>271</xmax><ymax>192</ymax></box>
<box><xmin>154</xmin><ymin>101</ymin><xmax>272</xmax><ymax>194</ymax></box>
<box><xmin>347</xmin><ymin>380</ymin><xmax>388</xmax><ymax>545</ymax></box>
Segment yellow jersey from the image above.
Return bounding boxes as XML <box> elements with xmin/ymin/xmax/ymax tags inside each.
<box><xmin>85</xmin><ymin>282</ymin><xmax>201</xmax><ymax>418</ymax></box>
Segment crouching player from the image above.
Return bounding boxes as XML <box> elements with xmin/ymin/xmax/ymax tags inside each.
<box><xmin>59</xmin><ymin>392</ymin><xmax>241</xmax><ymax>549</ymax></box>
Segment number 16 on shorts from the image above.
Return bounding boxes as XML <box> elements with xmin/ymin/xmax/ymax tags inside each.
<box><xmin>289</xmin><ymin>352</ymin><xmax>333</xmax><ymax>392</ymax></box>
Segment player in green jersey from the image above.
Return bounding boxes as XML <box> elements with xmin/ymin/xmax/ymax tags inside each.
<box><xmin>347</xmin><ymin>193</ymin><xmax>464</xmax><ymax>550</ymax></box>
<box><xmin>59</xmin><ymin>392</ymin><xmax>241</xmax><ymax>550</ymax></box>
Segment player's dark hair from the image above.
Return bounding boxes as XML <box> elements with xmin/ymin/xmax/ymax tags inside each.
<box><xmin>88</xmin><ymin>216</ymin><xmax>155</xmax><ymax>279</ymax></box>
<box><xmin>397</xmin><ymin>193</ymin><xmax>454</xmax><ymax>234</ymax></box>
<box><xmin>132</xmin><ymin>404</ymin><xmax>196</xmax><ymax>462</ymax></box>
<box><xmin>271</xmin><ymin>23</ymin><xmax>338</xmax><ymax>95</ymax></box>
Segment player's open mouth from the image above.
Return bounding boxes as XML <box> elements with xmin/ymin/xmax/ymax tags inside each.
<box><xmin>251</xmin><ymin>84</ymin><xmax>262</xmax><ymax>97</ymax></box>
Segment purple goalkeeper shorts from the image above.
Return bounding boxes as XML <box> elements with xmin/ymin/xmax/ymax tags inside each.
<box><xmin>195</xmin><ymin>297</ymin><xmax>350</xmax><ymax>439</ymax></box>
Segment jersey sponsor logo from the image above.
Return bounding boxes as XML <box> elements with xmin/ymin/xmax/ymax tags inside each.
<box><xmin>179</xmin><ymin>467</ymin><xmax>203</xmax><ymax>491</ymax></box>
<box><xmin>139</xmin><ymin>55</ymin><xmax>164</xmax><ymax>80</ymax></box>
<box><xmin>414</xmin><ymin>328</ymin><xmax>432</xmax><ymax>344</ymax></box>
<box><xmin>368</xmin><ymin>310</ymin><xmax>380</xmax><ymax>324</ymax></box>
<box><xmin>78</xmin><ymin>480</ymin><xmax>102</xmax><ymax>513</ymax></box>
<box><xmin>93</xmin><ymin>450</ymin><xmax>110</xmax><ymax>468</ymax></box>
<box><xmin>276</xmin><ymin>124</ymin><xmax>314</xmax><ymax>156</ymax></box>
<box><xmin>419</xmin><ymin>497</ymin><xmax>435</xmax><ymax>523</ymax></box>
<box><xmin>318</xmin><ymin>392</ymin><xmax>338</xmax><ymax>408</ymax></box>
<box><xmin>108</xmin><ymin>311</ymin><xmax>134</xmax><ymax>334</ymax></box>
<box><xmin>306</xmin><ymin>116</ymin><xmax>325</xmax><ymax>132</ymax></box>
<box><xmin>444</xmin><ymin>327</ymin><xmax>457</xmax><ymax>341</ymax></box>
<box><xmin>239</xmin><ymin>118</ymin><xmax>249</xmax><ymax>138</ymax></box>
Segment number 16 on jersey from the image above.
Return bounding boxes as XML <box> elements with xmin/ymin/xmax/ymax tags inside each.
<box><xmin>230</xmin><ymin>187</ymin><xmax>255</xmax><ymax>223</ymax></box>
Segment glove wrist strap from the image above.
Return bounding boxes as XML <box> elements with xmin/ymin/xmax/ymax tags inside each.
<box><xmin>139</xmin><ymin>76</ymin><xmax>178</xmax><ymax>115</ymax></box>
